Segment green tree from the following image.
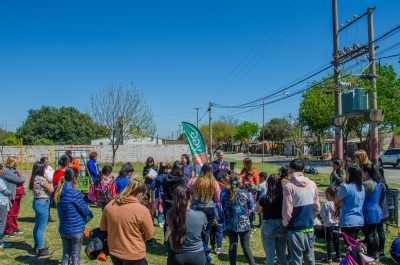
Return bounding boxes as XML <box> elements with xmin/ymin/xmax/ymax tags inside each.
<box><xmin>86</xmin><ymin>83</ymin><xmax>156</xmax><ymax>166</ymax></box>
<box><xmin>33</xmin><ymin>138</ymin><xmax>55</xmax><ymax>145</ymax></box>
<box><xmin>4</xmin><ymin>134</ymin><xmax>18</xmax><ymax>146</ymax></box>
<box><xmin>260</xmin><ymin>118</ymin><xmax>291</xmax><ymax>155</ymax></box>
<box><xmin>16</xmin><ymin>106</ymin><xmax>105</xmax><ymax>145</ymax></box>
<box><xmin>234</xmin><ymin>121</ymin><xmax>260</xmax><ymax>152</ymax></box>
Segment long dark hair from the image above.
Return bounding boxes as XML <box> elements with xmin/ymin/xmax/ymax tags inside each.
<box><xmin>170</xmin><ymin>186</ymin><xmax>190</xmax><ymax>252</ymax></box>
<box><xmin>118</xmin><ymin>163</ymin><xmax>134</xmax><ymax>177</ymax></box>
<box><xmin>347</xmin><ymin>166</ymin><xmax>363</xmax><ymax>191</ymax></box>
<box><xmin>64</xmin><ymin>168</ymin><xmax>79</xmax><ymax>182</ymax></box>
<box><xmin>95</xmin><ymin>165</ymin><xmax>113</xmax><ymax>186</ymax></box>
<box><xmin>279</xmin><ymin>165</ymin><xmax>289</xmax><ymax>178</ymax></box>
<box><xmin>158</xmin><ymin>162</ymin><xmax>168</xmax><ymax>175</ymax></box>
<box><xmin>332</xmin><ymin>159</ymin><xmax>343</xmax><ymax>174</ymax></box>
<box><xmin>361</xmin><ymin>164</ymin><xmax>383</xmax><ymax>183</ymax></box>
<box><xmin>146</xmin><ymin>157</ymin><xmax>154</xmax><ymax>167</ymax></box>
<box><xmin>170</xmin><ymin>161</ymin><xmax>184</xmax><ymax>177</ymax></box>
<box><xmin>181</xmin><ymin>154</ymin><xmax>190</xmax><ymax>165</ymax></box>
<box><xmin>263</xmin><ymin>174</ymin><xmax>281</xmax><ymax>204</ymax></box>
<box><xmin>29</xmin><ymin>162</ymin><xmax>46</xmax><ymax>190</ymax></box>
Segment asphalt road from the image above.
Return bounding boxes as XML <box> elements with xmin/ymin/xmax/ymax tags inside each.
<box><xmin>224</xmin><ymin>153</ymin><xmax>400</xmax><ymax>184</ymax></box>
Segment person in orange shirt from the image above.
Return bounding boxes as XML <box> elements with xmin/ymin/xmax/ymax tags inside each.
<box><xmin>65</xmin><ymin>151</ymin><xmax>81</xmax><ymax>174</ymax></box>
<box><xmin>240</xmin><ymin>158</ymin><xmax>259</xmax><ymax>185</ymax></box>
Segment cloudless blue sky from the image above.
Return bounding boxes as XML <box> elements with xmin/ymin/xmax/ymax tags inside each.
<box><xmin>1</xmin><ymin>0</ymin><xmax>399</xmax><ymax>140</ymax></box>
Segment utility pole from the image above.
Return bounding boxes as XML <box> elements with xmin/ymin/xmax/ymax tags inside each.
<box><xmin>209</xmin><ymin>102</ymin><xmax>212</xmax><ymax>162</ymax></box>
<box><xmin>194</xmin><ymin>108</ymin><xmax>201</xmax><ymax>128</ymax></box>
<box><xmin>368</xmin><ymin>7</ymin><xmax>379</xmax><ymax>164</ymax></box>
<box><xmin>332</xmin><ymin>0</ymin><xmax>343</xmax><ymax>160</ymax></box>
<box><xmin>262</xmin><ymin>98</ymin><xmax>265</xmax><ymax>163</ymax></box>
<box><xmin>178</xmin><ymin>125</ymin><xmax>182</xmax><ymax>137</ymax></box>
<box><xmin>172</xmin><ymin>132</ymin><xmax>174</xmax><ymax>140</ymax></box>
<box><xmin>177</xmin><ymin>130</ymin><xmax>178</xmax><ymax>140</ymax></box>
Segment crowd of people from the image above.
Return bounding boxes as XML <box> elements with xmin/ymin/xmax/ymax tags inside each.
<box><xmin>0</xmin><ymin>149</ymin><xmax>395</xmax><ymax>265</ymax></box>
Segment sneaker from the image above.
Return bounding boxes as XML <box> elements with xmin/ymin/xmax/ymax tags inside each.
<box><xmin>15</xmin><ymin>229</ymin><xmax>24</xmax><ymax>234</ymax></box>
<box><xmin>216</xmin><ymin>248</ymin><xmax>227</xmax><ymax>255</ymax></box>
<box><xmin>38</xmin><ymin>248</ymin><xmax>54</xmax><ymax>256</ymax></box>
<box><xmin>147</xmin><ymin>239</ymin><xmax>154</xmax><ymax>246</ymax></box>
<box><xmin>333</xmin><ymin>257</ymin><xmax>342</xmax><ymax>262</ymax></box>
<box><xmin>158</xmin><ymin>223</ymin><xmax>164</xmax><ymax>228</ymax></box>
<box><xmin>210</xmin><ymin>247</ymin><xmax>215</xmax><ymax>253</ymax></box>
<box><xmin>0</xmin><ymin>242</ymin><xmax>12</xmax><ymax>248</ymax></box>
<box><xmin>5</xmin><ymin>232</ymin><xmax>18</xmax><ymax>238</ymax></box>
<box><xmin>321</xmin><ymin>257</ymin><xmax>332</xmax><ymax>264</ymax></box>
<box><xmin>379</xmin><ymin>252</ymin><xmax>385</xmax><ymax>258</ymax></box>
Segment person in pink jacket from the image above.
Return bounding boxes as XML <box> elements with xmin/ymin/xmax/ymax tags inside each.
<box><xmin>282</xmin><ymin>159</ymin><xmax>320</xmax><ymax>265</ymax></box>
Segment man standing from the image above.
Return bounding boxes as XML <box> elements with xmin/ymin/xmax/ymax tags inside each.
<box><xmin>212</xmin><ymin>150</ymin><xmax>231</xmax><ymax>184</ymax></box>
<box><xmin>282</xmin><ymin>159</ymin><xmax>320</xmax><ymax>265</ymax></box>
<box><xmin>40</xmin><ymin>157</ymin><xmax>56</xmax><ymax>222</ymax></box>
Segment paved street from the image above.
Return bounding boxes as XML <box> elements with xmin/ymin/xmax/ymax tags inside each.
<box><xmin>224</xmin><ymin>153</ymin><xmax>400</xmax><ymax>184</ymax></box>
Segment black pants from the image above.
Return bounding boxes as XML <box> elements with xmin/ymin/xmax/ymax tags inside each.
<box><xmin>362</xmin><ymin>223</ymin><xmax>378</xmax><ymax>258</ymax></box>
<box><xmin>377</xmin><ymin>219</ymin><xmax>385</xmax><ymax>253</ymax></box>
<box><xmin>196</xmin><ymin>207</ymin><xmax>215</xmax><ymax>246</ymax></box>
<box><xmin>341</xmin><ymin>226</ymin><xmax>363</xmax><ymax>265</ymax></box>
<box><xmin>163</xmin><ymin>202</ymin><xmax>172</xmax><ymax>241</ymax></box>
<box><xmin>325</xmin><ymin>226</ymin><xmax>340</xmax><ymax>260</ymax></box>
<box><xmin>227</xmin><ymin>230</ymin><xmax>256</xmax><ymax>265</ymax></box>
<box><xmin>110</xmin><ymin>255</ymin><xmax>148</xmax><ymax>265</ymax></box>
<box><xmin>167</xmin><ymin>249</ymin><xmax>205</xmax><ymax>265</ymax></box>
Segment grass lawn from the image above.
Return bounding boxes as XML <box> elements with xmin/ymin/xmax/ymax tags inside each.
<box><xmin>3</xmin><ymin>159</ymin><xmax>400</xmax><ymax>264</ymax></box>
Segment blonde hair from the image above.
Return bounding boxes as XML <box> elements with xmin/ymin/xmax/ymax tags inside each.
<box><xmin>6</xmin><ymin>156</ymin><xmax>18</xmax><ymax>168</ymax></box>
<box><xmin>354</xmin><ymin>150</ymin><xmax>371</xmax><ymax>166</ymax></box>
<box><xmin>193</xmin><ymin>163</ymin><xmax>216</xmax><ymax>202</ymax></box>
<box><xmin>243</xmin><ymin>158</ymin><xmax>254</xmax><ymax>174</ymax></box>
<box><xmin>112</xmin><ymin>178</ymin><xmax>146</xmax><ymax>205</ymax></box>
<box><xmin>229</xmin><ymin>173</ymin><xmax>242</xmax><ymax>202</ymax></box>
<box><xmin>54</xmin><ymin>177</ymin><xmax>66</xmax><ymax>203</ymax></box>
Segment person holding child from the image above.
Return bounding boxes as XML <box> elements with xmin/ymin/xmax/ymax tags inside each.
<box><xmin>330</xmin><ymin>160</ymin><xmax>344</xmax><ymax>188</ymax></box>
<box><xmin>320</xmin><ymin>187</ymin><xmax>341</xmax><ymax>263</ymax></box>
<box><xmin>0</xmin><ymin>164</ymin><xmax>12</xmax><ymax>248</ymax></box>
<box><xmin>56</xmin><ymin>168</ymin><xmax>93</xmax><ymax>265</ymax></box>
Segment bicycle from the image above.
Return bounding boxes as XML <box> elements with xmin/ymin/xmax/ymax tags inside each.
<box><xmin>333</xmin><ymin>230</ymin><xmax>376</xmax><ymax>265</ymax></box>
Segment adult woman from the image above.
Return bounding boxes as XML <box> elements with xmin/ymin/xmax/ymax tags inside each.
<box><xmin>361</xmin><ymin>164</ymin><xmax>383</xmax><ymax>259</ymax></box>
<box><xmin>53</xmin><ymin>155</ymin><xmax>71</xmax><ymax>188</ymax></box>
<box><xmin>181</xmin><ymin>154</ymin><xmax>195</xmax><ymax>180</ymax></box>
<box><xmin>354</xmin><ymin>150</ymin><xmax>371</xmax><ymax>167</ymax></box>
<box><xmin>87</xmin><ymin>151</ymin><xmax>100</xmax><ymax>183</ymax></box>
<box><xmin>343</xmin><ymin>156</ymin><xmax>353</xmax><ymax>183</ymax></box>
<box><xmin>335</xmin><ymin>166</ymin><xmax>365</xmax><ymax>265</ymax></box>
<box><xmin>142</xmin><ymin>157</ymin><xmax>158</xmax><ymax>198</ymax></box>
<box><xmin>29</xmin><ymin>162</ymin><xmax>54</xmax><ymax>255</ymax></box>
<box><xmin>2</xmin><ymin>156</ymin><xmax>26</xmax><ymax>238</ymax></box>
<box><xmin>187</xmin><ymin>163</ymin><xmax>221</xmax><ymax>247</ymax></box>
<box><xmin>88</xmin><ymin>165</ymin><xmax>116</xmax><ymax>210</ymax></box>
<box><xmin>162</xmin><ymin>161</ymin><xmax>188</xmax><ymax>216</ymax></box>
<box><xmin>56</xmin><ymin>168</ymin><xmax>92</xmax><ymax>264</ymax></box>
<box><xmin>240</xmin><ymin>158</ymin><xmax>259</xmax><ymax>185</ymax></box>
<box><xmin>100</xmin><ymin>179</ymin><xmax>154</xmax><ymax>265</ymax></box>
<box><xmin>166</xmin><ymin>186</ymin><xmax>207</xmax><ymax>265</ymax></box>
<box><xmin>258</xmin><ymin>174</ymin><xmax>287</xmax><ymax>265</ymax></box>
<box><xmin>330</xmin><ymin>160</ymin><xmax>345</xmax><ymax>188</ymax></box>
<box><xmin>221</xmin><ymin>173</ymin><xmax>256</xmax><ymax>265</ymax></box>
<box><xmin>115</xmin><ymin>163</ymin><xmax>135</xmax><ymax>194</ymax></box>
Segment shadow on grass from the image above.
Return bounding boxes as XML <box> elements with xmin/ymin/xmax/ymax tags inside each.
<box><xmin>14</xmin><ymin>255</ymin><xmax>60</xmax><ymax>265</ymax></box>
<box><xmin>9</xmin><ymin>240</ymin><xmax>36</xmax><ymax>255</ymax></box>
<box><xmin>215</xmin><ymin>253</ymin><xmax>265</xmax><ymax>264</ymax></box>
<box><xmin>17</xmin><ymin>217</ymin><xmax>36</xmax><ymax>223</ymax></box>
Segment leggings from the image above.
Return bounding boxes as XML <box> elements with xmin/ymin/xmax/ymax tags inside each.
<box><xmin>362</xmin><ymin>223</ymin><xmax>378</xmax><ymax>258</ymax></box>
<box><xmin>227</xmin><ymin>230</ymin><xmax>256</xmax><ymax>265</ymax></box>
<box><xmin>167</xmin><ymin>249</ymin><xmax>205</xmax><ymax>265</ymax></box>
<box><xmin>110</xmin><ymin>255</ymin><xmax>148</xmax><ymax>265</ymax></box>
<box><xmin>60</xmin><ymin>233</ymin><xmax>84</xmax><ymax>265</ymax></box>
<box><xmin>377</xmin><ymin>220</ymin><xmax>385</xmax><ymax>253</ymax></box>
<box><xmin>195</xmin><ymin>207</ymin><xmax>215</xmax><ymax>246</ymax></box>
<box><xmin>341</xmin><ymin>226</ymin><xmax>363</xmax><ymax>265</ymax></box>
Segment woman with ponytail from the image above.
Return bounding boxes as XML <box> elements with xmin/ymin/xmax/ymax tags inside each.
<box><xmin>361</xmin><ymin>164</ymin><xmax>383</xmax><ymax>260</ymax></box>
<box><xmin>166</xmin><ymin>186</ymin><xmax>207</xmax><ymax>265</ymax></box>
<box><xmin>101</xmin><ymin>178</ymin><xmax>154</xmax><ymax>265</ymax></box>
<box><xmin>88</xmin><ymin>165</ymin><xmax>116</xmax><ymax>210</ymax></box>
<box><xmin>221</xmin><ymin>173</ymin><xmax>256</xmax><ymax>265</ymax></box>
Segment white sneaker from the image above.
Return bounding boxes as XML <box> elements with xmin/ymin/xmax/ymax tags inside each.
<box><xmin>159</xmin><ymin>223</ymin><xmax>164</xmax><ymax>228</ymax></box>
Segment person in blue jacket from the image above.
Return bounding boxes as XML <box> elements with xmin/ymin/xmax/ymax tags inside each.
<box><xmin>55</xmin><ymin>168</ymin><xmax>93</xmax><ymax>265</ymax></box>
<box><xmin>115</xmin><ymin>163</ymin><xmax>135</xmax><ymax>194</ymax></box>
<box><xmin>86</xmin><ymin>152</ymin><xmax>99</xmax><ymax>183</ymax></box>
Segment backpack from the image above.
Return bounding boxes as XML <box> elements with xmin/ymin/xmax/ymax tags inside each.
<box><xmin>88</xmin><ymin>179</ymin><xmax>114</xmax><ymax>203</ymax></box>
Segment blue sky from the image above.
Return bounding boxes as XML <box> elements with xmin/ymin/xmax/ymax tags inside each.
<box><xmin>1</xmin><ymin>0</ymin><xmax>399</xmax><ymax>140</ymax></box>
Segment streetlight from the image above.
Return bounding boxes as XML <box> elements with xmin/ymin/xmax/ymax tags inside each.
<box><xmin>262</xmin><ymin>92</ymin><xmax>290</xmax><ymax>163</ymax></box>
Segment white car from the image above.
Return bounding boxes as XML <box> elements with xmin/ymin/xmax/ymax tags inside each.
<box><xmin>379</xmin><ymin>148</ymin><xmax>400</xmax><ymax>168</ymax></box>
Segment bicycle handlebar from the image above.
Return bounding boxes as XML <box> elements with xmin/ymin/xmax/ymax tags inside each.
<box><xmin>334</xmin><ymin>230</ymin><xmax>361</xmax><ymax>249</ymax></box>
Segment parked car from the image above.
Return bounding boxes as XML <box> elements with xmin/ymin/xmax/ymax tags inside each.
<box><xmin>379</xmin><ymin>148</ymin><xmax>400</xmax><ymax>168</ymax></box>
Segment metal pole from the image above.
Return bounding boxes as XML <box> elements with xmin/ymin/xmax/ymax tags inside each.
<box><xmin>194</xmin><ymin>108</ymin><xmax>201</xmax><ymax>128</ymax></box>
<box><xmin>262</xmin><ymin>99</ymin><xmax>265</xmax><ymax>163</ymax></box>
<box><xmin>368</xmin><ymin>7</ymin><xmax>379</xmax><ymax>164</ymax></box>
<box><xmin>332</xmin><ymin>0</ymin><xmax>343</xmax><ymax>160</ymax></box>
<box><xmin>179</xmin><ymin>125</ymin><xmax>182</xmax><ymax>136</ymax></box>
<box><xmin>209</xmin><ymin>102</ymin><xmax>212</xmax><ymax>162</ymax></box>
<box><xmin>172</xmin><ymin>132</ymin><xmax>174</xmax><ymax>140</ymax></box>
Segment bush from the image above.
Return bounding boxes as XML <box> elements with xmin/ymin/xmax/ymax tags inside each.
<box><xmin>33</xmin><ymin>138</ymin><xmax>55</xmax><ymax>145</ymax></box>
<box><xmin>298</xmin><ymin>154</ymin><xmax>312</xmax><ymax>160</ymax></box>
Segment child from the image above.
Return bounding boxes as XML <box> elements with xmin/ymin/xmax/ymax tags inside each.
<box><xmin>210</xmin><ymin>202</ymin><xmax>227</xmax><ymax>255</ymax></box>
<box><xmin>390</xmin><ymin>232</ymin><xmax>400</xmax><ymax>263</ymax></box>
<box><xmin>257</xmin><ymin>172</ymin><xmax>268</xmax><ymax>226</ymax></box>
<box><xmin>242</xmin><ymin>183</ymin><xmax>257</xmax><ymax>235</ymax></box>
<box><xmin>320</xmin><ymin>187</ymin><xmax>341</xmax><ymax>263</ymax></box>
<box><xmin>141</xmin><ymin>196</ymin><xmax>156</xmax><ymax>246</ymax></box>
<box><xmin>0</xmin><ymin>165</ymin><xmax>12</xmax><ymax>248</ymax></box>
<box><xmin>150</xmin><ymin>162</ymin><xmax>170</xmax><ymax>228</ymax></box>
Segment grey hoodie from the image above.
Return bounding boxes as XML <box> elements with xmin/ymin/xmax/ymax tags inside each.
<box><xmin>0</xmin><ymin>167</ymin><xmax>26</xmax><ymax>200</ymax></box>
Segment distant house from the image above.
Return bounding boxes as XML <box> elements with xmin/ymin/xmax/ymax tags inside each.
<box><xmin>91</xmin><ymin>136</ymin><xmax>165</xmax><ymax>146</ymax></box>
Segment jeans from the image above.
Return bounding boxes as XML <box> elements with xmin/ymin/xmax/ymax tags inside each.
<box><xmin>324</xmin><ymin>226</ymin><xmax>340</xmax><ymax>260</ymax></box>
<box><xmin>196</xmin><ymin>207</ymin><xmax>215</xmax><ymax>246</ymax></box>
<box><xmin>61</xmin><ymin>233</ymin><xmax>84</xmax><ymax>265</ymax></box>
<box><xmin>287</xmin><ymin>230</ymin><xmax>315</xmax><ymax>265</ymax></box>
<box><xmin>157</xmin><ymin>212</ymin><xmax>163</xmax><ymax>225</ymax></box>
<box><xmin>210</xmin><ymin>224</ymin><xmax>223</xmax><ymax>249</ymax></box>
<box><xmin>0</xmin><ymin>205</ymin><xmax>7</xmax><ymax>245</ymax></box>
<box><xmin>32</xmin><ymin>198</ymin><xmax>50</xmax><ymax>249</ymax></box>
<box><xmin>377</xmin><ymin>220</ymin><xmax>385</xmax><ymax>253</ymax></box>
<box><xmin>167</xmin><ymin>249</ymin><xmax>206</xmax><ymax>265</ymax></box>
<box><xmin>261</xmin><ymin>219</ymin><xmax>288</xmax><ymax>265</ymax></box>
<box><xmin>341</xmin><ymin>226</ymin><xmax>363</xmax><ymax>265</ymax></box>
<box><xmin>110</xmin><ymin>255</ymin><xmax>148</xmax><ymax>265</ymax></box>
<box><xmin>362</xmin><ymin>223</ymin><xmax>378</xmax><ymax>258</ymax></box>
<box><xmin>227</xmin><ymin>230</ymin><xmax>256</xmax><ymax>265</ymax></box>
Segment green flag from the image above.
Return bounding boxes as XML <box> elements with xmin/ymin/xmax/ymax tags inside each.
<box><xmin>182</xmin><ymin>122</ymin><xmax>208</xmax><ymax>175</ymax></box>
